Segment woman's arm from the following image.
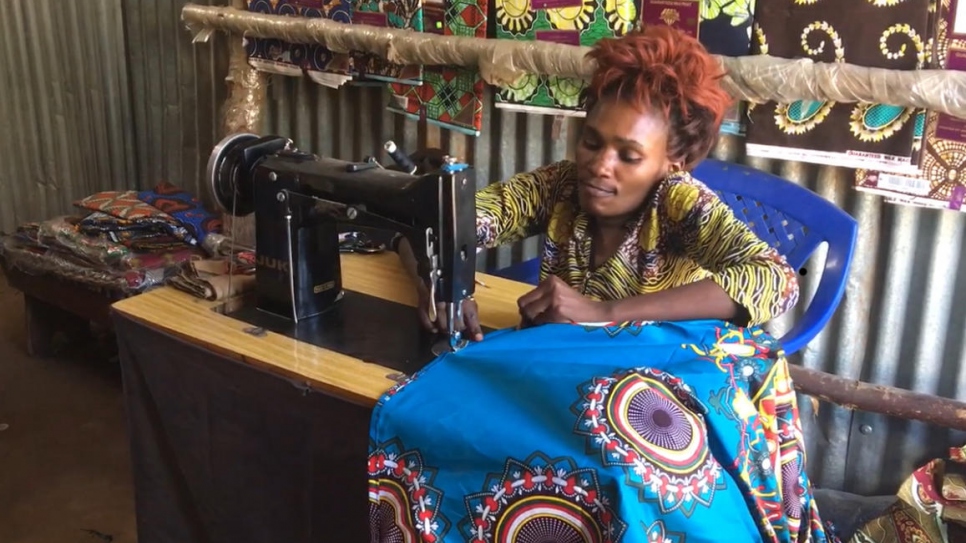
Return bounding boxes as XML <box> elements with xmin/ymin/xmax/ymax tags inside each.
<box><xmin>655</xmin><ymin>180</ymin><xmax>800</xmax><ymax>326</ymax></box>
<box><xmin>395</xmin><ymin>161</ymin><xmax>575</xmax><ymax>335</ymax></box>
<box><xmin>395</xmin><ymin>161</ymin><xmax>574</xmax><ymax>281</ymax></box>
<box><xmin>517</xmin><ymin>178</ymin><xmax>798</xmax><ymax>328</ymax></box>
<box><xmin>601</xmin><ymin>278</ymin><xmax>744</xmax><ymax>323</ymax></box>
<box><xmin>564</xmin><ymin>182</ymin><xmax>798</xmax><ymax>325</ymax></box>
<box><xmin>475</xmin><ymin>160</ymin><xmax>574</xmax><ymax>249</ymax></box>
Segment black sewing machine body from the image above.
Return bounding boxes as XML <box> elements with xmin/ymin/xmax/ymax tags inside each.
<box><xmin>206</xmin><ymin>133</ymin><xmax>479</xmax><ymax>363</ymax></box>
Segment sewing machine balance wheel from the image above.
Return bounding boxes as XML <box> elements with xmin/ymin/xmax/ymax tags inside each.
<box><xmin>207</xmin><ymin>132</ymin><xmax>276</xmax><ymax>217</ymax></box>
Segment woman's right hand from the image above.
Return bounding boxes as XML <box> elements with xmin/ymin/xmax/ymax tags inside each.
<box><xmin>399</xmin><ymin>236</ymin><xmax>484</xmax><ymax>342</ymax></box>
<box><xmin>415</xmin><ymin>279</ymin><xmax>484</xmax><ymax>342</ymax></box>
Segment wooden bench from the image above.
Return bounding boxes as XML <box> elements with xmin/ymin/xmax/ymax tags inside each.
<box><xmin>1</xmin><ymin>262</ymin><xmax>126</xmax><ymax>357</ymax></box>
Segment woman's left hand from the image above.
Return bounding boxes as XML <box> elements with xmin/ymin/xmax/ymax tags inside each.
<box><xmin>517</xmin><ymin>276</ymin><xmax>611</xmax><ymax>326</ymax></box>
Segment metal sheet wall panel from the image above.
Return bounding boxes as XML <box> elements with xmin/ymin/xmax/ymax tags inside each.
<box><xmin>0</xmin><ymin>0</ymin><xmax>137</xmax><ymax>232</ymax></box>
<box><xmin>0</xmin><ymin>0</ymin><xmax>228</xmax><ymax>233</ymax></box>
<box><xmin>122</xmin><ymin>0</ymin><xmax>229</xmax><ymax>201</ymax></box>
<box><xmin>263</xmin><ymin>76</ymin><xmax>966</xmax><ymax>494</ymax></box>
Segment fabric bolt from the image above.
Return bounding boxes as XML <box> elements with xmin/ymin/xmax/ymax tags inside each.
<box><xmin>124</xmin><ymin>248</ymin><xmax>205</xmax><ymax>272</ymax></box>
<box><xmin>848</xmin><ymin>446</ymin><xmax>966</xmax><ymax>543</ymax></box>
<box><xmin>245</xmin><ymin>0</ymin><xmax>306</xmax><ymax>77</ymax></box>
<box><xmin>0</xmin><ymin>234</ymin><xmax>164</xmax><ymax>294</ymax></box>
<box><xmin>12</xmin><ymin>227</ymin><xmax>103</xmax><ymax>271</ymax></box>
<box><xmin>36</xmin><ymin>216</ymin><xmax>131</xmax><ymax>268</ymax></box>
<box><xmin>137</xmin><ymin>181</ymin><xmax>222</xmax><ymax>245</ymax></box>
<box><xmin>368</xmin><ymin>320</ymin><xmax>834</xmax><ymax>543</ymax></box>
<box><xmin>79</xmin><ymin>213</ymin><xmax>189</xmax><ymax>253</ymax></box>
<box><xmin>298</xmin><ymin>0</ymin><xmax>355</xmax><ymax>84</ymax></box>
<box><xmin>169</xmin><ymin>259</ymin><xmax>256</xmax><ymax>301</ymax></box>
<box><xmin>78</xmin><ymin>211</ymin><xmax>164</xmax><ymax>235</ymax></box>
<box><xmin>387</xmin><ymin>0</ymin><xmax>488</xmax><ymax>135</ymax></box>
<box><xmin>350</xmin><ymin>0</ymin><xmax>423</xmax><ymax>84</ymax></box>
<box><xmin>493</xmin><ymin>0</ymin><xmax>641</xmax><ymax>115</ymax></box>
<box><xmin>474</xmin><ymin>161</ymin><xmax>799</xmax><ymax>325</ymax></box>
<box><xmin>745</xmin><ymin>0</ymin><xmax>932</xmax><ymax>173</ymax></box>
<box><xmin>698</xmin><ymin>0</ymin><xmax>755</xmax><ymax>136</ymax></box>
<box><xmin>854</xmin><ymin>0</ymin><xmax>966</xmax><ymax>212</ymax></box>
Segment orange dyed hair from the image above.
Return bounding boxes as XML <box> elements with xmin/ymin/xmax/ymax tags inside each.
<box><xmin>583</xmin><ymin>25</ymin><xmax>733</xmax><ymax>169</ymax></box>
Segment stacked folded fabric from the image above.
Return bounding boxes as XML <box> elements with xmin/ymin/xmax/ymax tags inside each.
<box><xmin>0</xmin><ymin>181</ymin><xmax>224</xmax><ymax>295</ymax></box>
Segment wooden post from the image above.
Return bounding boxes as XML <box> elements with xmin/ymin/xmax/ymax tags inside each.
<box><xmin>219</xmin><ymin>0</ymin><xmax>266</xmax><ymax>248</ymax></box>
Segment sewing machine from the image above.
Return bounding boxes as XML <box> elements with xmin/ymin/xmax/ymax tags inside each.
<box><xmin>205</xmin><ymin>133</ymin><xmax>478</xmax><ymax>358</ymax></box>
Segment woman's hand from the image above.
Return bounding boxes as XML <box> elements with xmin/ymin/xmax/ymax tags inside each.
<box><xmin>399</xmin><ymin>236</ymin><xmax>483</xmax><ymax>341</ymax></box>
<box><xmin>517</xmin><ymin>276</ymin><xmax>611</xmax><ymax>326</ymax></box>
<box><xmin>415</xmin><ymin>278</ymin><xmax>484</xmax><ymax>342</ymax></box>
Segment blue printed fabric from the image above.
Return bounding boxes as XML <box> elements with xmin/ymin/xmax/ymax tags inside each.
<box><xmin>136</xmin><ymin>181</ymin><xmax>223</xmax><ymax>246</ymax></box>
<box><xmin>368</xmin><ymin>320</ymin><xmax>832</xmax><ymax>543</ymax></box>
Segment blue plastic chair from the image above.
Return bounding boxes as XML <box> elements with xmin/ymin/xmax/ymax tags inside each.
<box><xmin>490</xmin><ymin>158</ymin><xmax>858</xmax><ymax>355</ymax></box>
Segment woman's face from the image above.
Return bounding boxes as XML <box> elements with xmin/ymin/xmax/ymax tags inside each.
<box><xmin>574</xmin><ymin>98</ymin><xmax>680</xmax><ymax>221</ymax></box>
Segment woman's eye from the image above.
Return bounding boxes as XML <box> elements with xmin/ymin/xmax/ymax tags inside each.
<box><xmin>581</xmin><ymin>137</ymin><xmax>601</xmax><ymax>149</ymax></box>
<box><xmin>620</xmin><ymin>152</ymin><xmax>642</xmax><ymax>163</ymax></box>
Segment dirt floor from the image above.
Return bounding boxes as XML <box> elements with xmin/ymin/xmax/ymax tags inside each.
<box><xmin>0</xmin><ymin>272</ymin><xmax>137</xmax><ymax>543</ymax></box>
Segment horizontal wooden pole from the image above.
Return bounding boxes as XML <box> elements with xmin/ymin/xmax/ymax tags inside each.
<box><xmin>182</xmin><ymin>3</ymin><xmax>966</xmax><ymax>118</ymax></box>
<box><xmin>789</xmin><ymin>364</ymin><xmax>966</xmax><ymax>432</ymax></box>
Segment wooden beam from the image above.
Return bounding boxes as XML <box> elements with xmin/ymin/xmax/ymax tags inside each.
<box><xmin>788</xmin><ymin>364</ymin><xmax>966</xmax><ymax>432</ymax></box>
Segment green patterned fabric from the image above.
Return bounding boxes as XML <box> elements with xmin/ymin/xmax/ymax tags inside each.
<box><xmin>351</xmin><ymin>0</ymin><xmax>425</xmax><ymax>84</ymax></box>
<box><xmin>493</xmin><ymin>0</ymin><xmax>639</xmax><ymax>114</ymax></box>
<box><xmin>386</xmin><ymin>0</ymin><xmax>488</xmax><ymax>135</ymax></box>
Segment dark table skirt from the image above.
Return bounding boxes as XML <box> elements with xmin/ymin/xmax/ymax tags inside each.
<box><xmin>114</xmin><ymin>313</ymin><xmax>372</xmax><ymax>543</ymax></box>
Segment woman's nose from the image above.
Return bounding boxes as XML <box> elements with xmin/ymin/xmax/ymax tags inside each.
<box><xmin>589</xmin><ymin>150</ymin><xmax>616</xmax><ymax>178</ymax></box>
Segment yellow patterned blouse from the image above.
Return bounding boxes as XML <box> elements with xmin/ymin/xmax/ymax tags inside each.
<box><xmin>475</xmin><ymin>161</ymin><xmax>799</xmax><ymax>326</ymax></box>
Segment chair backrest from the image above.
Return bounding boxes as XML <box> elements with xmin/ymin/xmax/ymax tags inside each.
<box><xmin>691</xmin><ymin>159</ymin><xmax>858</xmax><ymax>353</ymax></box>
<box><xmin>691</xmin><ymin>159</ymin><xmax>857</xmax><ymax>271</ymax></box>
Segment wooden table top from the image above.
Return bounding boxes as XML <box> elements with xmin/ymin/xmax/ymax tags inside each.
<box><xmin>111</xmin><ymin>253</ymin><xmax>530</xmax><ymax>408</ymax></box>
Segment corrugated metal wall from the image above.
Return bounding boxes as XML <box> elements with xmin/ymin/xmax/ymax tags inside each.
<box><xmin>0</xmin><ymin>0</ymin><xmax>227</xmax><ymax>234</ymax></box>
<box><xmin>0</xmin><ymin>0</ymin><xmax>135</xmax><ymax>230</ymax></box>
<box><xmin>122</xmin><ymin>0</ymin><xmax>229</xmax><ymax>200</ymax></box>
<box><xmin>1</xmin><ymin>0</ymin><xmax>964</xmax><ymax>495</ymax></box>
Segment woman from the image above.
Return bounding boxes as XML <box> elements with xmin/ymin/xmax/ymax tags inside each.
<box><xmin>397</xmin><ymin>26</ymin><xmax>798</xmax><ymax>340</ymax></box>
<box><xmin>372</xmin><ymin>27</ymin><xmax>833</xmax><ymax>543</ymax></box>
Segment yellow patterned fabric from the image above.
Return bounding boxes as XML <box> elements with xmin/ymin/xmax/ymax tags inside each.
<box><xmin>475</xmin><ymin>161</ymin><xmax>800</xmax><ymax>325</ymax></box>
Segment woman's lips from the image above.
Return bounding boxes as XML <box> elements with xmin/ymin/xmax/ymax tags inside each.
<box><xmin>580</xmin><ymin>181</ymin><xmax>617</xmax><ymax>198</ymax></box>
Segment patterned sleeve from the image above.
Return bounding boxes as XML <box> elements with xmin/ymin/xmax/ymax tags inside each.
<box><xmin>664</xmin><ymin>180</ymin><xmax>800</xmax><ymax>325</ymax></box>
<box><xmin>475</xmin><ymin>161</ymin><xmax>575</xmax><ymax>249</ymax></box>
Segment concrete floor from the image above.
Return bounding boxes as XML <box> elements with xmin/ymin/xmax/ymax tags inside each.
<box><xmin>0</xmin><ymin>274</ymin><xmax>137</xmax><ymax>543</ymax></box>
